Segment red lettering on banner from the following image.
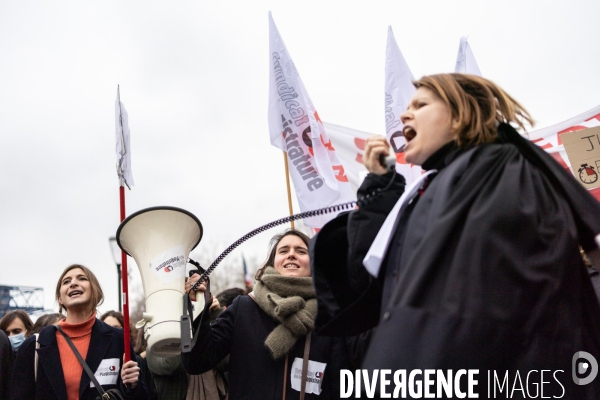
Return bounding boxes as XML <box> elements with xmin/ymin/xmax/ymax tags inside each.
<box><xmin>551</xmin><ymin>152</ymin><xmax>569</xmax><ymax>170</ymax></box>
<box><xmin>558</xmin><ymin>125</ymin><xmax>587</xmax><ymax>145</ymax></box>
<box><xmin>559</xmin><ymin>125</ymin><xmax>588</xmax><ymax>134</ymax></box>
<box><xmin>396</xmin><ymin>152</ymin><xmax>407</xmax><ymax>164</ymax></box>
<box><xmin>590</xmin><ymin>187</ymin><xmax>600</xmax><ymax>202</ymax></box>
<box><xmin>314</xmin><ymin>111</ymin><xmax>323</xmax><ymax>124</ymax></box>
<box><xmin>321</xmin><ymin>135</ymin><xmax>335</xmax><ymax>151</ymax></box>
<box><xmin>354</xmin><ymin>138</ymin><xmax>366</xmax><ymax>164</ymax></box>
<box><xmin>354</xmin><ymin>138</ymin><xmax>365</xmax><ymax>150</ymax></box>
<box><xmin>558</xmin><ymin>113</ymin><xmax>600</xmax><ymax>145</ymax></box>
<box><xmin>333</xmin><ymin>165</ymin><xmax>349</xmax><ymax>182</ymax></box>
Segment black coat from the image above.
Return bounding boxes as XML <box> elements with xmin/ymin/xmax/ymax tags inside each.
<box><xmin>311</xmin><ymin>125</ymin><xmax>600</xmax><ymax>398</ymax></box>
<box><xmin>182</xmin><ymin>295</ymin><xmax>350</xmax><ymax>400</ymax></box>
<box><xmin>0</xmin><ymin>330</ymin><xmax>13</xmax><ymax>400</ymax></box>
<box><xmin>10</xmin><ymin>318</ymin><xmax>148</xmax><ymax>400</ymax></box>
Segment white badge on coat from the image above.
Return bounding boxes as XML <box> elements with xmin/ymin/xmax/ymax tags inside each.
<box><xmin>291</xmin><ymin>357</ymin><xmax>327</xmax><ymax>395</ymax></box>
<box><xmin>90</xmin><ymin>358</ymin><xmax>120</xmax><ymax>387</ymax></box>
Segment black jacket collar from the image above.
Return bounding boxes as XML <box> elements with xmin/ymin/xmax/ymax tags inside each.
<box><xmin>37</xmin><ymin>318</ymin><xmax>116</xmax><ymax>399</ymax></box>
<box><xmin>421</xmin><ymin>140</ymin><xmax>463</xmax><ymax>171</ymax></box>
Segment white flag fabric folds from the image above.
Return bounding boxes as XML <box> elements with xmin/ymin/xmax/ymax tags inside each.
<box><xmin>323</xmin><ymin>122</ymin><xmax>370</xmax><ymax>193</ymax></box>
<box><xmin>115</xmin><ymin>86</ymin><xmax>134</xmax><ymax>188</ymax></box>
<box><xmin>385</xmin><ymin>26</ymin><xmax>422</xmax><ymax>185</ymax></box>
<box><xmin>268</xmin><ymin>12</ymin><xmax>354</xmax><ymax>228</ymax></box>
<box><xmin>454</xmin><ymin>37</ymin><xmax>482</xmax><ymax>76</ymax></box>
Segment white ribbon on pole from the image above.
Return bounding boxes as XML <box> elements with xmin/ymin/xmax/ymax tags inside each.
<box><xmin>115</xmin><ymin>85</ymin><xmax>134</xmax><ymax>189</ymax></box>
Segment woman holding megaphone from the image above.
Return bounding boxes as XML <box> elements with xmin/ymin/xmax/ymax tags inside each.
<box><xmin>310</xmin><ymin>73</ymin><xmax>600</xmax><ymax>398</ymax></box>
<box><xmin>183</xmin><ymin>229</ymin><xmax>350</xmax><ymax>400</ymax></box>
<box><xmin>11</xmin><ymin>264</ymin><xmax>149</xmax><ymax>400</ymax></box>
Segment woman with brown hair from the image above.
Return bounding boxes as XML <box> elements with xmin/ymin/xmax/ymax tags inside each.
<box><xmin>311</xmin><ymin>73</ymin><xmax>600</xmax><ymax>398</ymax></box>
<box><xmin>10</xmin><ymin>264</ymin><xmax>149</xmax><ymax>399</ymax></box>
<box><xmin>31</xmin><ymin>313</ymin><xmax>63</xmax><ymax>334</ymax></box>
<box><xmin>0</xmin><ymin>310</ymin><xmax>34</xmax><ymax>352</ymax></box>
<box><xmin>100</xmin><ymin>310</ymin><xmax>124</xmax><ymax>330</ymax></box>
<box><xmin>182</xmin><ymin>229</ymin><xmax>350</xmax><ymax>399</ymax></box>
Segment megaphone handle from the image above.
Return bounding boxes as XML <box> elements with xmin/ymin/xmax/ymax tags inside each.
<box><xmin>181</xmin><ymin>279</ymin><xmax>212</xmax><ymax>353</ymax></box>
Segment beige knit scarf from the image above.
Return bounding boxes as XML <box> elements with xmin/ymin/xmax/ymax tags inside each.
<box><xmin>252</xmin><ymin>267</ymin><xmax>317</xmax><ymax>360</ymax></box>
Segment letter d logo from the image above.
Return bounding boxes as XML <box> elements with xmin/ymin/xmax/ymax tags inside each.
<box><xmin>572</xmin><ymin>351</ymin><xmax>598</xmax><ymax>385</ymax></box>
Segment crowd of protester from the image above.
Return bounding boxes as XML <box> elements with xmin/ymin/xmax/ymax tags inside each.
<box><xmin>2</xmin><ymin>73</ymin><xmax>600</xmax><ymax>399</ymax></box>
<box><xmin>0</xmin><ymin>280</ymin><xmax>247</xmax><ymax>399</ymax></box>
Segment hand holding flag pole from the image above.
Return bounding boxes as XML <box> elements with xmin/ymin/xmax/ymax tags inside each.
<box><xmin>115</xmin><ymin>85</ymin><xmax>134</xmax><ymax>362</ymax></box>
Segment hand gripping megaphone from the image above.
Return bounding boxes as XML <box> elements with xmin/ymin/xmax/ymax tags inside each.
<box><xmin>116</xmin><ymin>206</ymin><xmax>204</xmax><ymax>357</ymax></box>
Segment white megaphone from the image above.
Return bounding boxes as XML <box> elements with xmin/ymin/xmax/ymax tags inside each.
<box><xmin>116</xmin><ymin>206</ymin><xmax>204</xmax><ymax>357</ymax></box>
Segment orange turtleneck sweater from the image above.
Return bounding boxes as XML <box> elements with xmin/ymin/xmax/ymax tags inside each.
<box><xmin>56</xmin><ymin>314</ymin><xmax>96</xmax><ymax>400</ymax></box>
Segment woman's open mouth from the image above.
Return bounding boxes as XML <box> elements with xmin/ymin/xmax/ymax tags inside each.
<box><xmin>403</xmin><ymin>126</ymin><xmax>416</xmax><ymax>142</ymax></box>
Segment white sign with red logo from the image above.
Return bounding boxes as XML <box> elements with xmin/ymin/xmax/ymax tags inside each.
<box><xmin>291</xmin><ymin>357</ymin><xmax>327</xmax><ymax>395</ymax></box>
<box><xmin>91</xmin><ymin>358</ymin><xmax>120</xmax><ymax>387</ymax></box>
<box><xmin>150</xmin><ymin>245</ymin><xmax>186</xmax><ymax>284</ymax></box>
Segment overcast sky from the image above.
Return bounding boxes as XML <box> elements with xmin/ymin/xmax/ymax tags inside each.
<box><xmin>1</xmin><ymin>1</ymin><xmax>599</xmax><ymax>313</ymax></box>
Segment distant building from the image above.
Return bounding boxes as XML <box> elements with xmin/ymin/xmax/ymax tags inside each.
<box><xmin>0</xmin><ymin>285</ymin><xmax>45</xmax><ymax>318</ymax></box>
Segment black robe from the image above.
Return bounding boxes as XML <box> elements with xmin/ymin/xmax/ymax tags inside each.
<box><xmin>310</xmin><ymin>124</ymin><xmax>600</xmax><ymax>398</ymax></box>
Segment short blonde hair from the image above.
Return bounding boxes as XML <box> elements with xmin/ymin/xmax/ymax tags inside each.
<box><xmin>55</xmin><ymin>264</ymin><xmax>104</xmax><ymax>316</ymax></box>
<box><xmin>414</xmin><ymin>73</ymin><xmax>534</xmax><ymax>147</ymax></box>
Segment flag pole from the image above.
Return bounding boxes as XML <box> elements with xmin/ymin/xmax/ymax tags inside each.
<box><xmin>282</xmin><ymin>151</ymin><xmax>295</xmax><ymax>229</ymax></box>
<box><xmin>117</xmin><ymin>85</ymin><xmax>132</xmax><ymax>362</ymax></box>
<box><xmin>119</xmin><ymin>186</ymin><xmax>131</xmax><ymax>362</ymax></box>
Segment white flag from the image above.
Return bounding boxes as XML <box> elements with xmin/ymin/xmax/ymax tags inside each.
<box><xmin>268</xmin><ymin>12</ymin><xmax>354</xmax><ymax>228</ymax></box>
<box><xmin>454</xmin><ymin>37</ymin><xmax>482</xmax><ymax>76</ymax></box>
<box><xmin>323</xmin><ymin>122</ymin><xmax>371</xmax><ymax>193</ymax></box>
<box><xmin>115</xmin><ymin>86</ymin><xmax>134</xmax><ymax>188</ymax></box>
<box><xmin>385</xmin><ymin>26</ymin><xmax>422</xmax><ymax>185</ymax></box>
